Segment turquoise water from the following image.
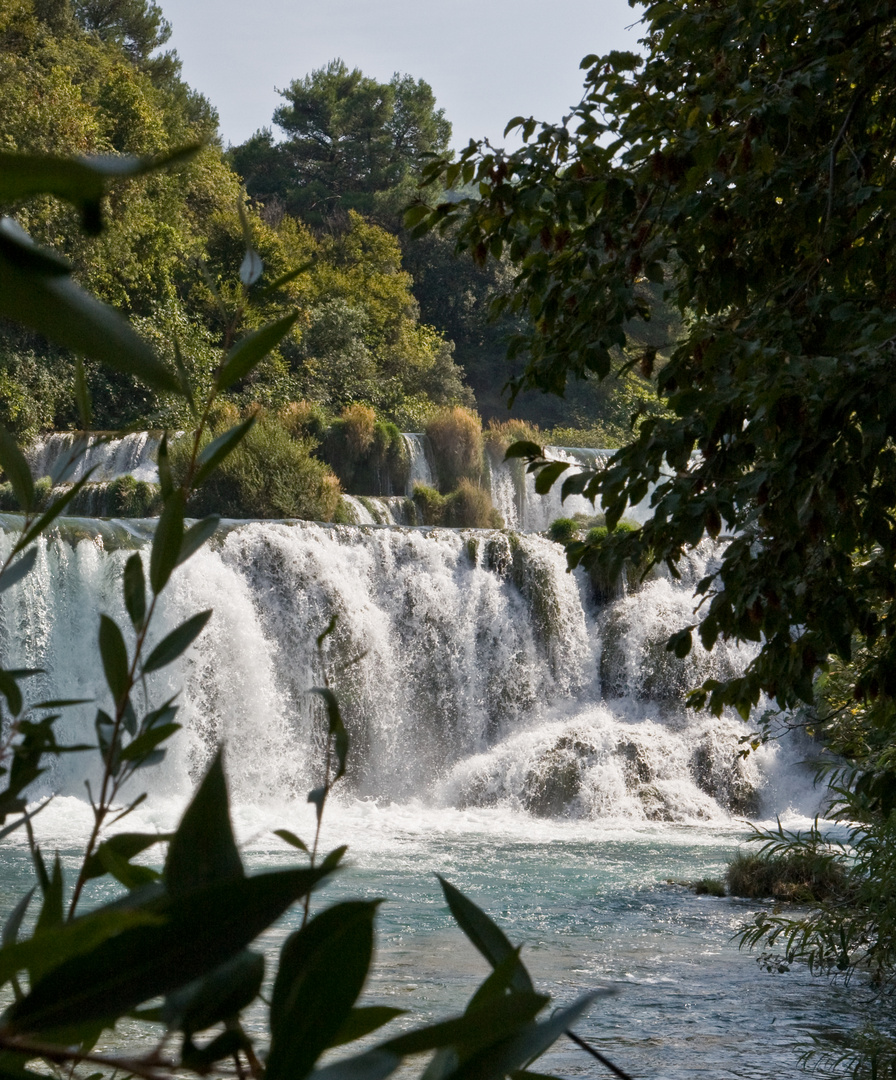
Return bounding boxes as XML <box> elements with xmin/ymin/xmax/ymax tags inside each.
<box><xmin>1</xmin><ymin>801</ymin><xmax>867</xmax><ymax>1079</ymax></box>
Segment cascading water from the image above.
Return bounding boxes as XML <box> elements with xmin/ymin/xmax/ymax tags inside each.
<box><xmin>485</xmin><ymin>444</ymin><xmax>658</xmax><ymax>531</ymax></box>
<box><xmin>26</xmin><ymin>431</ymin><xmax>161</xmax><ymax>484</ymax></box>
<box><xmin>0</xmin><ymin>513</ymin><xmax>844</xmax><ymax>1079</ymax></box>
<box><xmin>0</xmin><ymin>519</ymin><xmax>809</xmax><ymax>822</ymax></box>
<box><xmin>403</xmin><ymin>433</ymin><xmax>436</xmax><ymax>492</ymax></box>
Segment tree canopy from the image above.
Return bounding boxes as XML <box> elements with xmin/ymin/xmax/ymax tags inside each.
<box><xmin>231</xmin><ymin>60</ymin><xmax>451</xmax><ymax>227</ymax></box>
<box><xmin>418</xmin><ymin>0</ymin><xmax>896</xmax><ymax>723</ymax></box>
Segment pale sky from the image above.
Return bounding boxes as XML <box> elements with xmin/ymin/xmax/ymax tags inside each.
<box><xmin>158</xmin><ymin>0</ymin><xmax>644</xmax><ymax>150</ymax></box>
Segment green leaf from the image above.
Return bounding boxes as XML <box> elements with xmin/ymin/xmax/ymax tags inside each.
<box><xmin>119</xmin><ymin>722</ymin><xmax>180</xmax><ymax>763</ymax></box>
<box><xmin>142</xmin><ymin>610</ymin><xmax>212</xmax><ymax>674</ymax></box>
<box><xmin>181</xmin><ymin>1029</ymin><xmax>248</xmax><ymax>1071</ymax></box>
<box><xmin>123</xmin><ymin>553</ymin><xmax>146</xmax><ymax>631</ymax></box>
<box><xmin>83</xmin><ymin>833</ymin><xmax>170</xmax><ymax>882</ymax></box>
<box><xmin>310</xmin><ymin>687</ymin><xmax>349</xmax><ymax>780</ymax></box>
<box><xmin>0</xmin><ymin>907</ymin><xmax>161</xmax><ymax>991</ymax></box>
<box><xmin>504</xmin><ymin>441</ymin><xmax>544</xmax><ymax>461</ymax></box>
<box><xmin>0</xmin><ymin>549</ymin><xmax>37</xmax><ymax>596</ymax></box>
<box><xmin>381</xmin><ymin>992</ymin><xmax>547</xmax><ymax>1057</ymax></box>
<box><xmin>178</xmin><ymin>516</ymin><xmax>220</xmax><ymax>566</ymax></box>
<box><xmin>443</xmin><ymin>993</ymin><xmax>600</xmax><ymax>1080</ymax></box>
<box><xmin>0</xmin><ymin>671</ymin><xmax>23</xmax><ymax>717</ymax></box>
<box><xmin>216</xmin><ymin>314</ymin><xmax>298</xmax><ymax>392</ymax></box>
<box><xmin>274</xmin><ymin>829</ymin><xmax>309</xmax><ymax>852</ymax></box>
<box><xmin>329</xmin><ymin>1007</ymin><xmax>406</xmax><ymax>1048</ymax></box>
<box><xmin>4</xmin><ymin>864</ymin><xmax>333</xmax><ymax>1033</ymax></box>
<box><xmin>0</xmin><ymin>148</ymin><xmax>199</xmax><ymax>234</ymax></box>
<box><xmin>164</xmin><ymin>949</ymin><xmax>264</xmax><ymax>1036</ymax></box>
<box><xmin>267</xmin><ymin>901</ymin><xmax>380</xmax><ymax>1080</ymax></box>
<box><xmin>164</xmin><ymin>749</ymin><xmax>243</xmax><ymax>895</ymax></box>
<box><xmin>0</xmin><ymin>221</ymin><xmax>179</xmax><ymax>394</ymax></box>
<box><xmin>0</xmin><ymin>423</ymin><xmax>34</xmax><ymax>512</ymax></box>
<box><xmin>250</xmin><ymin>261</ymin><xmax>313</xmax><ymax>305</ymax></box>
<box><xmin>96</xmin><ymin>845</ymin><xmax>160</xmax><ymax>890</ymax></box>
<box><xmin>437</xmin><ymin>878</ymin><xmax>534</xmax><ymax>994</ymax></box>
<box><xmin>150</xmin><ymin>490</ymin><xmax>185</xmax><ymax>594</ymax></box>
<box><xmin>667</xmin><ymin>628</ymin><xmax>694</xmax><ymax>659</ymax></box>
<box><xmin>15</xmin><ymin>474</ymin><xmax>96</xmax><ymax>553</ymax></box>
<box><xmin>2</xmin><ymin>889</ymin><xmax>34</xmax><ymax>948</ymax></box>
<box><xmin>172</xmin><ymin>337</ymin><xmax>197</xmax><ymax>417</ymax></box>
<box><xmin>309</xmin><ymin>1050</ymin><xmax>401</xmax><ymax>1080</ymax></box>
<box><xmin>98</xmin><ymin>615</ymin><xmax>129</xmax><ymax>706</ymax></box>
<box><xmin>73</xmin><ymin>355</ymin><xmax>91</xmax><ymax>430</ymax></box>
<box><xmin>533</xmin><ymin>461</ymin><xmax>570</xmax><ymax>496</ymax></box>
<box><xmin>157</xmin><ymin>433</ymin><xmax>173</xmax><ymax>498</ymax></box>
<box><xmin>192</xmin><ymin>418</ymin><xmax>255</xmax><ymax>488</ymax></box>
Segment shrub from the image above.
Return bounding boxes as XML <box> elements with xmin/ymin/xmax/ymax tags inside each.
<box><xmin>320</xmin><ymin>409</ymin><xmax>409</xmax><ymax>495</ymax></box>
<box><xmin>484</xmin><ymin>418</ymin><xmax>542</xmax><ymax>454</ymax></box>
<box><xmin>548</xmin><ymin>517</ymin><xmax>581</xmax><ymax>544</ymax></box>
<box><xmin>278</xmin><ymin>399</ymin><xmax>330</xmax><ymax>441</ymax></box>
<box><xmin>580</xmin><ymin>520</ymin><xmax>643</xmax><ymax>603</ymax></box>
<box><xmin>412</xmin><ymin>483</ymin><xmax>447</xmax><ymax>525</ymax></box>
<box><xmin>727</xmin><ymin>849</ymin><xmax>847</xmax><ymax>903</ymax></box>
<box><xmin>693</xmin><ymin>878</ymin><xmax>726</xmax><ymax>897</ymax></box>
<box><xmin>444</xmin><ymin>479</ymin><xmax>503</xmax><ymax>529</ymax></box>
<box><xmin>173</xmin><ymin>416</ymin><xmax>342</xmax><ymax>521</ymax></box>
<box><xmin>425</xmin><ymin>406</ymin><xmax>484</xmax><ymax>491</ymax></box>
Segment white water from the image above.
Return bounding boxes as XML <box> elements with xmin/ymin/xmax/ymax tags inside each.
<box><xmin>485</xmin><ymin>444</ymin><xmax>661</xmax><ymax>531</ymax></box>
<box><xmin>26</xmin><ymin>431</ymin><xmax>161</xmax><ymax>484</ymax></box>
<box><xmin>403</xmin><ymin>433</ymin><xmax>435</xmax><ymax>492</ymax></box>
<box><xmin>0</xmin><ymin>520</ymin><xmax>816</xmax><ymax>824</ymax></box>
<box><xmin>0</xmin><ymin>514</ymin><xmax>851</xmax><ymax>1076</ymax></box>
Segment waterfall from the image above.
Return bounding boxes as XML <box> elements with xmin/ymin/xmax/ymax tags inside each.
<box><xmin>26</xmin><ymin>432</ymin><xmax>161</xmax><ymax>484</ymax></box>
<box><xmin>0</xmin><ymin>517</ymin><xmax>812</xmax><ymax>824</ymax></box>
<box><xmin>485</xmin><ymin>445</ymin><xmax>657</xmax><ymax>531</ymax></box>
<box><xmin>403</xmin><ymin>433</ymin><xmax>435</xmax><ymax>493</ymax></box>
<box><xmin>341</xmin><ymin>495</ymin><xmax>420</xmax><ymax>526</ymax></box>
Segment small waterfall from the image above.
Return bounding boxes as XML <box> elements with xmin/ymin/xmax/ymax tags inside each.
<box><xmin>341</xmin><ymin>496</ymin><xmax>420</xmax><ymax>526</ymax></box>
<box><xmin>0</xmin><ymin>518</ymin><xmax>810</xmax><ymax>823</ymax></box>
<box><xmin>486</xmin><ymin>445</ymin><xmax>658</xmax><ymax>531</ymax></box>
<box><xmin>403</xmin><ymin>433</ymin><xmax>436</xmax><ymax>493</ymax></box>
<box><xmin>26</xmin><ymin>432</ymin><xmax>161</xmax><ymax>484</ymax></box>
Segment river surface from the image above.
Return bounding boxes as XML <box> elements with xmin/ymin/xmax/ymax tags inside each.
<box><xmin>0</xmin><ymin>513</ymin><xmax>871</xmax><ymax>1077</ymax></box>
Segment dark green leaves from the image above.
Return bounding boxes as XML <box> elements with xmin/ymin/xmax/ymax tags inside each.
<box><xmin>0</xmin><ymin>148</ymin><xmax>199</xmax><ymax>235</ymax></box>
<box><xmin>3</xmin><ymin>865</ymin><xmax>330</xmax><ymax>1033</ymax></box>
<box><xmin>98</xmin><ymin>616</ymin><xmax>129</xmax><ymax>707</ymax></box>
<box><xmin>143</xmin><ymin>611</ymin><xmax>212</xmax><ymax>674</ymax></box>
<box><xmin>123</xmin><ymin>554</ymin><xmax>146</xmax><ymax>630</ymax></box>
<box><xmin>267</xmin><ymin>901</ymin><xmax>380</xmax><ymax>1080</ymax></box>
<box><xmin>83</xmin><ymin>833</ymin><xmax>169</xmax><ymax>884</ymax></box>
<box><xmin>0</xmin><ymin>424</ymin><xmax>34</xmax><ymax>512</ymax></box>
<box><xmin>192</xmin><ymin>418</ymin><xmax>255</xmax><ymax>488</ymax></box>
<box><xmin>164</xmin><ymin>750</ymin><xmax>243</xmax><ymax>895</ymax></box>
<box><xmin>533</xmin><ymin>461</ymin><xmax>570</xmax><ymax>496</ymax></box>
<box><xmin>164</xmin><ymin>949</ymin><xmax>264</xmax><ymax>1037</ymax></box>
<box><xmin>150</xmin><ymin>490</ymin><xmax>185</xmax><ymax>594</ymax></box>
<box><xmin>0</xmin><ymin>549</ymin><xmax>37</xmax><ymax>596</ymax></box>
<box><xmin>0</xmin><ymin>220</ymin><xmax>179</xmax><ymax>395</ymax></box>
<box><xmin>178</xmin><ymin>516</ymin><xmax>220</xmax><ymax>566</ymax></box>
<box><xmin>438</xmin><ymin>877</ymin><xmax>534</xmax><ymax>994</ymax></box>
<box><xmin>216</xmin><ymin>314</ymin><xmax>298</xmax><ymax>392</ymax></box>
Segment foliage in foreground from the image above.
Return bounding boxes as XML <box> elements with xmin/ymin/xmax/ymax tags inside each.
<box><xmin>413</xmin><ymin>0</ymin><xmax>896</xmax><ymax>1069</ymax></box>
<box><xmin>0</xmin><ymin>147</ymin><xmax>621</xmax><ymax>1080</ymax></box>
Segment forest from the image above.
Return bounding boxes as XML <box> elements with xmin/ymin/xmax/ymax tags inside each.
<box><xmin>0</xmin><ymin>0</ymin><xmax>665</xmax><ymax>529</ymax></box>
<box><xmin>2</xmin><ymin>0</ymin><xmax>896</xmax><ymax>1078</ymax></box>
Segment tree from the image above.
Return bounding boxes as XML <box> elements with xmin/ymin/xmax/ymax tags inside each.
<box><xmin>231</xmin><ymin>60</ymin><xmax>451</xmax><ymax>227</ymax></box>
<box><xmin>414</xmin><ymin>0</ymin><xmax>896</xmax><ymax>1064</ymax></box>
<box><xmin>0</xmin><ymin>145</ymin><xmax>619</xmax><ymax>1080</ymax></box>
<box><xmin>418</xmin><ymin>0</ymin><xmax>896</xmax><ymax>723</ymax></box>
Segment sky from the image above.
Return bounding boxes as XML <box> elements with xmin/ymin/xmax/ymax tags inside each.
<box><xmin>158</xmin><ymin>0</ymin><xmax>644</xmax><ymax>150</ymax></box>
